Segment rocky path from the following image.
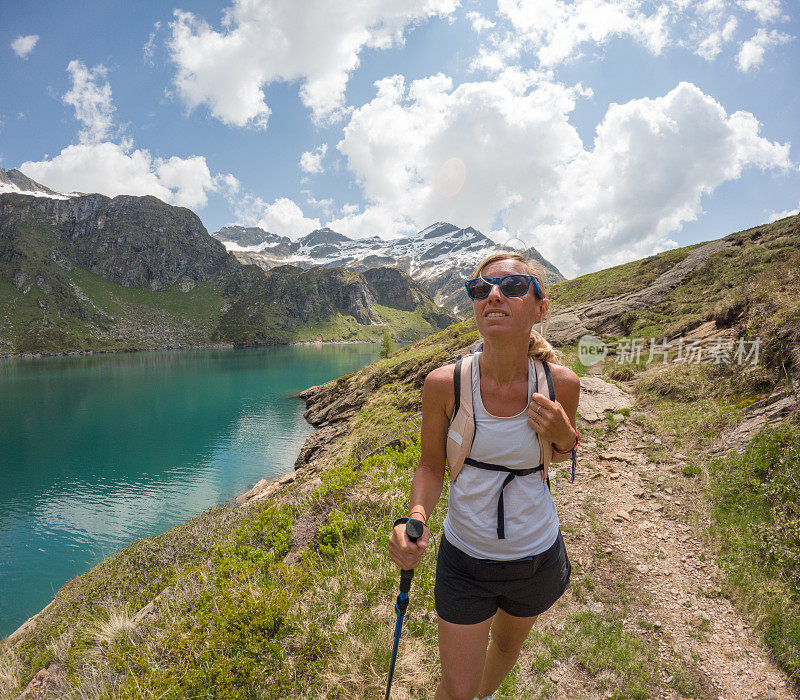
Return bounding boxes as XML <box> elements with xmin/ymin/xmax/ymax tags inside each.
<box><xmin>521</xmin><ymin>380</ymin><xmax>796</xmax><ymax>699</ymax></box>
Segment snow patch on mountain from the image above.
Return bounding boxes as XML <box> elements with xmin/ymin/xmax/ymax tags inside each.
<box><xmin>0</xmin><ymin>168</ymin><xmax>72</xmax><ymax>200</ymax></box>
<box><xmin>213</xmin><ymin>222</ymin><xmax>566</xmax><ymax>316</ymax></box>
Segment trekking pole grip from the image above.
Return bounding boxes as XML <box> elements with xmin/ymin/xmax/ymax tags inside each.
<box><xmin>399</xmin><ymin>518</ymin><xmax>425</xmax><ymax>593</ymax></box>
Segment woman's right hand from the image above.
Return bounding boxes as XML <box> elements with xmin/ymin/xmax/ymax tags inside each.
<box><xmin>388</xmin><ymin>520</ymin><xmax>431</xmax><ymax>570</ymax></box>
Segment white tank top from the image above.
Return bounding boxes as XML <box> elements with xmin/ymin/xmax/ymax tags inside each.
<box><xmin>443</xmin><ymin>351</ymin><xmax>560</xmax><ymax>560</ymax></box>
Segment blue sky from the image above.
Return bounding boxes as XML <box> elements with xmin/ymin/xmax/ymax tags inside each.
<box><xmin>1</xmin><ymin>0</ymin><xmax>798</xmax><ymax>276</ymax></box>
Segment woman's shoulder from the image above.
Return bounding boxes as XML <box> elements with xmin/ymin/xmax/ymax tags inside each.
<box><xmin>423</xmin><ymin>362</ymin><xmax>460</xmax><ymax>420</ymax></box>
<box><xmin>425</xmin><ymin>361</ymin><xmax>457</xmax><ymax>388</ymax></box>
<box><xmin>426</xmin><ymin>350</ymin><xmax>477</xmax><ymax>378</ymax></box>
<box><xmin>545</xmin><ymin>361</ymin><xmax>580</xmax><ymax>396</ymax></box>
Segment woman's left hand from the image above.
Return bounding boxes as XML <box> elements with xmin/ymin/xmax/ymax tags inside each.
<box><xmin>527</xmin><ymin>392</ymin><xmax>575</xmax><ymax>451</ymax></box>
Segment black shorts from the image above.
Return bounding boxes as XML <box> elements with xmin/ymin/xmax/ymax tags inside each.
<box><xmin>434</xmin><ymin>530</ymin><xmax>571</xmax><ymax>625</ymax></box>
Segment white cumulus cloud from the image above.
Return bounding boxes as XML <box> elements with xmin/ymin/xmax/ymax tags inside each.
<box><xmin>696</xmin><ymin>16</ymin><xmax>738</xmax><ymax>60</ymax></box>
<box><xmin>63</xmin><ymin>60</ymin><xmax>115</xmax><ymax>143</ymax></box>
<box><xmin>337</xmin><ymin>73</ymin><xmax>791</xmax><ymax>276</ymax></box>
<box><xmin>519</xmin><ymin>82</ymin><xmax>793</xmax><ymax>274</ymax></box>
<box><xmin>472</xmin><ymin>0</ymin><xmax>670</xmax><ymax>71</ymax></box>
<box><xmin>738</xmin><ymin>0</ymin><xmax>783</xmax><ymax>23</ymax></box>
<box><xmin>233</xmin><ymin>194</ymin><xmax>322</xmax><ymax>238</ymax></box>
<box><xmin>472</xmin><ymin>0</ymin><xmax>792</xmax><ymax>72</ymax></box>
<box><xmin>467</xmin><ymin>11</ymin><xmax>495</xmax><ymax>32</ymax></box>
<box><xmin>20</xmin><ymin>142</ymin><xmax>237</xmax><ymax>210</ymax></box>
<box><xmin>299</xmin><ymin>144</ymin><xmax>328</xmax><ymax>174</ymax></box>
<box><xmin>19</xmin><ymin>61</ymin><xmax>237</xmax><ymax>210</ymax></box>
<box><xmin>11</xmin><ymin>34</ymin><xmax>39</xmax><ymax>59</ymax></box>
<box><xmin>737</xmin><ymin>27</ymin><xmax>792</xmax><ymax>70</ymax></box>
<box><xmin>338</xmin><ymin>69</ymin><xmax>590</xmax><ymax>236</ymax></box>
<box><xmin>167</xmin><ymin>0</ymin><xmax>457</xmax><ymax>128</ymax></box>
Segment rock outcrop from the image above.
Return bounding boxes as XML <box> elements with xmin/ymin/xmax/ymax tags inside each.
<box><xmin>547</xmin><ymin>238</ymin><xmax>734</xmax><ymax>344</ymax></box>
<box><xmin>576</xmin><ymin>377</ymin><xmax>635</xmax><ymax>422</ymax></box>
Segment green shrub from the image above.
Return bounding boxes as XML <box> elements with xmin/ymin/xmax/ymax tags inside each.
<box><xmin>682</xmin><ymin>464</ymin><xmax>702</xmax><ymax>478</ymax></box>
<box><xmin>314</xmin><ymin>507</ymin><xmax>364</xmax><ymax>558</ymax></box>
<box><xmin>314</xmin><ymin>460</ymin><xmax>360</xmax><ymax>500</ymax></box>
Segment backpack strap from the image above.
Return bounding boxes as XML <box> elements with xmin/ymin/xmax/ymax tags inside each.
<box><xmin>542</xmin><ymin>360</ymin><xmax>555</xmax><ymax>401</ymax></box>
<box><xmin>452</xmin><ymin>355</ymin><xmax>462</xmax><ymax>422</ymax></box>
<box><xmin>446</xmin><ymin>354</ymin><xmax>475</xmax><ymax>481</ymax></box>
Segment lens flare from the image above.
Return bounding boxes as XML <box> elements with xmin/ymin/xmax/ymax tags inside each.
<box><xmin>436</xmin><ymin>157</ymin><xmax>466</xmax><ymax>198</ymax></box>
<box><xmin>497</xmin><ymin>233</ymin><xmax>527</xmax><ymax>252</ymax></box>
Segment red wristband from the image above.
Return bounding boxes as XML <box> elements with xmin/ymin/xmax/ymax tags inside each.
<box><xmin>553</xmin><ymin>428</ymin><xmax>579</xmax><ymax>454</ymax></box>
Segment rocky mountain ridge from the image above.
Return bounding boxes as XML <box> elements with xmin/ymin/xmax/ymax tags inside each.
<box><xmin>0</xmin><ymin>167</ymin><xmax>70</xmax><ymax>200</ymax></box>
<box><xmin>0</xmin><ymin>174</ymin><xmax>457</xmax><ymax>354</ymax></box>
<box><xmin>213</xmin><ymin>221</ymin><xmax>566</xmax><ymax>316</ymax></box>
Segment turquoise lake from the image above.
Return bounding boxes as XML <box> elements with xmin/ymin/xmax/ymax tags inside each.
<box><xmin>0</xmin><ymin>344</ymin><xmax>382</xmax><ymax>638</ymax></box>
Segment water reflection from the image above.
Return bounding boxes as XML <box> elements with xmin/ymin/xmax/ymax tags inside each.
<box><xmin>0</xmin><ymin>344</ymin><xmax>380</xmax><ymax>637</ymax></box>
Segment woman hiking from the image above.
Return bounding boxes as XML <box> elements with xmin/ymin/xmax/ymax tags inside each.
<box><xmin>387</xmin><ymin>251</ymin><xmax>580</xmax><ymax>700</ymax></box>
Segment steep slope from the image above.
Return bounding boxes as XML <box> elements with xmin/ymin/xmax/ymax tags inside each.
<box><xmin>215</xmin><ymin>264</ymin><xmax>458</xmax><ymax>346</ymax></box>
<box><xmin>548</xmin><ymin>213</ymin><xmax>800</xmax><ymax>369</ymax></box>
<box><xmin>0</xmin><ymin>192</ymin><xmax>238</xmax><ymax>353</ymax></box>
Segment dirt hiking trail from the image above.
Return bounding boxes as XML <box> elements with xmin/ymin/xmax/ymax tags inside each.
<box><xmin>512</xmin><ymin>378</ymin><xmax>796</xmax><ymax>699</ymax></box>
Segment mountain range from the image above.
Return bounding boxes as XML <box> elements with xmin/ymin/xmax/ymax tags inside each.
<box><xmin>0</xmin><ymin>169</ymin><xmax>458</xmax><ymax>355</ymax></box>
<box><xmin>214</xmin><ymin>222</ymin><xmax>566</xmax><ymax>315</ymax></box>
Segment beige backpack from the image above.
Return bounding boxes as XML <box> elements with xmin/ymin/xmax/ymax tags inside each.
<box><xmin>445</xmin><ymin>352</ymin><xmax>557</xmax><ymax>484</ymax></box>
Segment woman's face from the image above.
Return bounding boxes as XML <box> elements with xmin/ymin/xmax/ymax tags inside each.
<box><xmin>472</xmin><ymin>259</ymin><xmax>548</xmax><ymax>342</ymax></box>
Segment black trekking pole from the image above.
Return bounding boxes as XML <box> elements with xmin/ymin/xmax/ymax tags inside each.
<box><xmin>385</xmin><ymin>517</ymin><xmax>425</xmax><ymax>700</ymax></box>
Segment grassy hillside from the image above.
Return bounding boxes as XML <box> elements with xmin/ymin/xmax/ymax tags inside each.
<box><xmin>549</xmin><ymin>244</ymin><xmax>702</xmax><ymax>306</ymax></box>
<box><xmin>0</xmin><ymin>262</ymin><xmax>226</xmax><ymax>356</ymax></box>
<box><xmin>551</xmin><ymin>214</ymin><xmax>800</xmax><ymax>353</ymax></box>
<box><xmin>2</xmin><ymin>217</ymin><xmax>799</xmax><ymax>698</ymax></box>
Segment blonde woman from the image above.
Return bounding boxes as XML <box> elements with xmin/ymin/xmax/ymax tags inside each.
<box><xmin>388</xmin><ymin>252</ymin><xmax>580</xmax><ymax>700</ymax></box>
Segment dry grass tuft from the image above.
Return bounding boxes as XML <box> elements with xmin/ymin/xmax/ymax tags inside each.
<box><xmin>87</xmin><ymin>605</ymin><xmax>138</xmax><ymax>651</ymax></box>
<box><xmin>0</xmin><ymin>649</ymin><xmax>21</xmax><ymax>696</ymax></box>
<box><xmin>46</xmin><ymin>628</ymin><xmax>74</xmax><ymax>661</ymax></box>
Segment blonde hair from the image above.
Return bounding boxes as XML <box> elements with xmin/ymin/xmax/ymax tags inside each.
<box><xmin>472</xmin><ymin>252</ymin><xmax>559</xmax><ymax>364</ymax></box>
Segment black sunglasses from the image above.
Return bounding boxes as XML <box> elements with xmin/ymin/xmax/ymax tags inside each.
<box><xmin>464</xmin><ymin>274</ymin><xmax>542</xmax><ymax>300</ymax></box>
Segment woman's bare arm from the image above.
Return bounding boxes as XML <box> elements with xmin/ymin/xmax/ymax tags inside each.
<box><xmin>527</xmin><ymin>363</ymin><xmax>581</xmax><ymax>463</ymax></box>
<box><xmin>387</xmin><ymin>364</ymin><xmax>452</xmax><ymax>570</ymax></box>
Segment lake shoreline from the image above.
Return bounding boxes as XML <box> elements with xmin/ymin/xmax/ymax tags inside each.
<box><xmin>0</xmin><ymin>338</ymin><xmax>383</xmax><ymax>362</ymax></box>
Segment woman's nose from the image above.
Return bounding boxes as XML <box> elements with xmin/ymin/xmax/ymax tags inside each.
<box><xmin>487</xmin><ymin>283</ymin><xmax>504</xmax><ymax>300</ymax></box>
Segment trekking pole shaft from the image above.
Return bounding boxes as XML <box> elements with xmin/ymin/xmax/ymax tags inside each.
<box><xmin>384</xmin><ymin>518</ymin><xmax>424</xmax><ymax>700</ymax></box>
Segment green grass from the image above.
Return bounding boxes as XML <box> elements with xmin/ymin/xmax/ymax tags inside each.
<box><xmin>549</xmin><ymin>244</ymin><xmax>700</xmax><ymax>306</ymax></box>
<box><xmin>527</xmin><ymin>611</ymin><xmax>657</xmax><ymax>699</ymax></box>
<box><xmin>68</xmin><ymin>267</ymin><xmax>225</xmax><ymax>319</ymax></box>
<box><xmin>708</xmin><ymin>423</ymin><xmax>800</xmax><ymax>681</ymax></box>
<box><xmin>288</xmin><ymin>304</ymin><xmax>438</xmax><ymax>344</ymax></box>
<box><xmin>0</xmin><ymin>261</ymin><xmax>228</xmax><ymax>354</ymax></box>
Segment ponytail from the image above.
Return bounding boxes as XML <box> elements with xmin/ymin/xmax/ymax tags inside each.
<box><xmin>528</xmin><ymin>327</ymin><xmax>559</xmax><ymax>363</ymax></box>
